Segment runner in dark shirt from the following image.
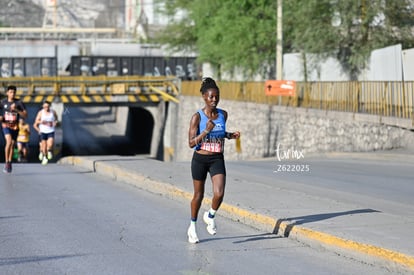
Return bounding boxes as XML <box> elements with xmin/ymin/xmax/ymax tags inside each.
<box><xmin>0</xmin><ymin>85</ymin><xmax>28</xmax><ymax>173</ymax></box>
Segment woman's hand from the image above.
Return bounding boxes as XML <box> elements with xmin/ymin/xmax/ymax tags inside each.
<box><xmin>226</xmin><ymin>131</ymin><xmax>240</xmax><ymax>139</ymax></box>
<box><xmin>205</xmin><ymin>119</ymin><xmax>215</xmax><ymax>132</ymax></box>
<box><xmin>232</xmin><ymin>131</ymin><xmax>241</xmax><ymax>139</ymax></box>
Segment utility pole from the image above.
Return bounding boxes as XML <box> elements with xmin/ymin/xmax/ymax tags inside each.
<box><xmin>276</xmin><ymin>0</ymin><xmax>283</xmax><ymax>80</ymax></box>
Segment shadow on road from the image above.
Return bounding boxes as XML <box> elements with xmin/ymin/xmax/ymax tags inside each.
<box><xmin>199</xmin><ymin>233</ymin><xmax>282</xmax><ymax>244</ymax></box>
<box><xmin>273</xmin><ymin>208</ymin><xmax>381</xmax><ymax>237</ymax></box>
<box><xmin>0</xmin><ymin>215</ymin><xmax>23</xmax><ymax>220</ymax></box>
<box><xmin>0</xmin><ymin>254</ymin><xmax>86</xmax><ymax>266</ymax></box>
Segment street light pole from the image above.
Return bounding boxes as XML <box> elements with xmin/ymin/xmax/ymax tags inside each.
<box><xmin>276</xmin><ymin>0</ymin><xmax>283</xmax><ymax>80</ymax></box>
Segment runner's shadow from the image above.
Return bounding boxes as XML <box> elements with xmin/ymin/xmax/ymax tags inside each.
<box><xmin>0</xmin><ymin>215</ymin><xmax>23</xmax><ymax>220</ymax></box>
<box><xmin>200</xmin><ymin>233</ymin><xmax>281</xmax><ymax>244</ymax></box>
<box><xmin>11</xmin><ymin>170</ymin><xmax>93</xmax><ymax>177</ymax></box>
<box><xmin>232</xmin><ymin>233</ymin><xmax>282</xmax><ymax>244</ymax></box>
<box><xmin>273</xmin><ymin>208</ymin><xmax>381</xmax><ymax>237</ymax></box>
<box><xmin>0</xmin><ymin>254</ymin><xmax>86</xmax><ymax>266</ymax></box>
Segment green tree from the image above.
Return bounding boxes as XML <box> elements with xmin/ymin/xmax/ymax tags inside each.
<box><xmin>154</xmin><ymin>0</ymin><xmax>277</xmax><ymax>79</ymax></box>
<box><xmin>153</xmin><ymin>0</ymin><xmax>197</xmax><ymax>51</ymax></box>
<box><xmin>155</xmin><ymin>0</ymin><xmax>414</xmax><ymax>80</ymax></box>
<box><xmin>286</xmin><ymin>0</ymin><xmax>414</xmax><ymax>80</ymax></box>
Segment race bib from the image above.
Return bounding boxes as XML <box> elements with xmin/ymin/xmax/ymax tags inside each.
<box><xmin>200</xmin><ymin>138</ymin><xmax>224</xmax><ymax>153</ymax></box>
<box><xmin>201</xmin><ymin>142</ymin><xmax>222</xmax><ymax>153</ymax></box>
<box><xmin>4</xmin><ymin>111</ymin><xmax>17</xmax><ymax>123</ymax></box>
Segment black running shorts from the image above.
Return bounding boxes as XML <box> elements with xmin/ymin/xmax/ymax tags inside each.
<box><xmin>191</xmin><ymin>151</ymin><xmax>226</xmax><ymax>181</ymax></box>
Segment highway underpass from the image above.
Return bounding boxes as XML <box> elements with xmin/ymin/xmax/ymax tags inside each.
<box><xmin>0</xmin><ymin>76</ymin><xmax>179</xmax><ymax>163</ymax></box>
<box><xmin>0</xmin><ymin>105</ymin><xmax>157</xmax><ymax>163</ymax></box>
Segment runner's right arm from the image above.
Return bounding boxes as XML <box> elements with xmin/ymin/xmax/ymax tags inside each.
<box><xmin>33</xmin><ymin>111</ymin><xmax>42</xmax><ymax>133</ymax></box>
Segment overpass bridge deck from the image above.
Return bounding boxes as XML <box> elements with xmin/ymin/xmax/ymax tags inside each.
<box><xmin>1</xmin><ymin>76</ymin><xmax>181</xmax><ymax>104</ymax></box>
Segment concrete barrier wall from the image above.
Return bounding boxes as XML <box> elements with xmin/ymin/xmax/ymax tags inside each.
<box><xmin>175</xmin><ymin>96</ymin><xmax>414</xmax><ymax>161</ymax></box>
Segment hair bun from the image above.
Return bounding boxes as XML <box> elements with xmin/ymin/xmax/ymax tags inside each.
<box><xmin>202</xmin><ymin>77</ymin><xmax>214</xmax><ymax>83</ymax></box>
<box><xmin>200</xmin><ymin>77</ymin><xmax>219</xmax><ymax>94</ymax></box>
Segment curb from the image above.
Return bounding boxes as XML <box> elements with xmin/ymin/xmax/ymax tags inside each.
<box><xmin>59</xmin><ymin>156</ymin><xmax>414</xmax><ymax>273</ymax></box>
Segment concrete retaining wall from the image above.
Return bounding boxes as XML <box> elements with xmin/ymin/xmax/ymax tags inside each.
<box><xmin>175</xmin><ymin>96</ymin><xmax>414</xmax><ymax>161</ymax></box>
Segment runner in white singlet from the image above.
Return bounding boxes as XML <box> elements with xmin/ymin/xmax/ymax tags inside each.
<box><xmin>33</xmin><ymin>101</ymin><xmax>58</xmax><ymax>165</ymax></box>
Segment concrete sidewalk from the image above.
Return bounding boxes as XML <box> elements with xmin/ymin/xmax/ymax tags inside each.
<box><xmin>58</xmin><ymin>153</ymin><xmax>414</xmax><ymax>274</ymax></box>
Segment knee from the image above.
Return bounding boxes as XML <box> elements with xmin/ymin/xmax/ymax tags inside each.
<box><xmin>213</xmin><ymin>187</ymin><xmax>225</xmax><ymax>199</ymax></box>
<box><xmin>192</xmin><ymin>191</ymin><xmax>204</xmax><ymax>202</ymax></box>
<box><xmin>214</xmin><ymin>192</ymin><xmax>225</xmax><ymax>201</ymax></box>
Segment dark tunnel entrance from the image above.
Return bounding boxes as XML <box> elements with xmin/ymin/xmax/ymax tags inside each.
<box><xmin>125</xmin><ymin>107</ymin><xmax>154</xmax><ymax>154</ymax></box>
<box><xmin>0</xmin><ymin>105</ymin><xmax>155</xmax><ymax>163</ymax></box>
<box><xmin>61</xmin><ymin>106</ymin><xmax>154</xmax><ymax>157</ymax></box>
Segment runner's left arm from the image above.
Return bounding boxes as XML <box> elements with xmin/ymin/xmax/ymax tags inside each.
<box><xmin>16</xmin><ymin>101</ymin><xmax>28</xmax><ymax>119</ymax></box>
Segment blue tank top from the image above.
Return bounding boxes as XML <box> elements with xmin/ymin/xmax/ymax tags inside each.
<box><xmin>195</xmin><ymin>108</ymin><xmax>226</xmax><ymax>152</ymax></box>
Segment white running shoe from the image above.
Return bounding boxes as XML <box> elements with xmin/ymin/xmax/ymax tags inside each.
<box><xmin>38</xmin><ymin>152</ymin><xmax>43</xmax><ymax>161</ymax></box>
<box><xmin>203</xmin><ymin>211</ymin><xmax>217</xmax><ymax>235</ymax></box>
<box><xmin>41</xmin><ymin>157</ymin><xmax>48</xmax><ymax>165</ymax></box>
<box><xmin>47</xmin><ymin>151</ymin><xmax>53</xmax><ymax>160</ymax></box>
<box><xmin>187</xmin><ymin>225</ymin><xmax>199</xmax><ymax>244</ymax></box>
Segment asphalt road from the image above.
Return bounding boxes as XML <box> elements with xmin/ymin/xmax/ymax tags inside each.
<box><xmin>226</xmin><ymin>152</ymin><xmax>414</xmax><ymax>216</ymax></box>
<box><xmin>58</xmin><ymin>151</ymin><xmax>414</xmax><ymax>273</ymax></box>
<box><xmin>0</xmin><ymin>163</ymin><xmax>391</xmax><ymax>275</ymax></box>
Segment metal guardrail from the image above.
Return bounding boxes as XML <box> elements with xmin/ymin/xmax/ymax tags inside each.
<box><xmin>181</xmin><ymin>81</ymin><xmax>414</xmax><ymax>120</ymax></box>
<box><xmin>0</xmin><ymin>76</ymin><xmax>181</xmax><ymax>104</ymax></box>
